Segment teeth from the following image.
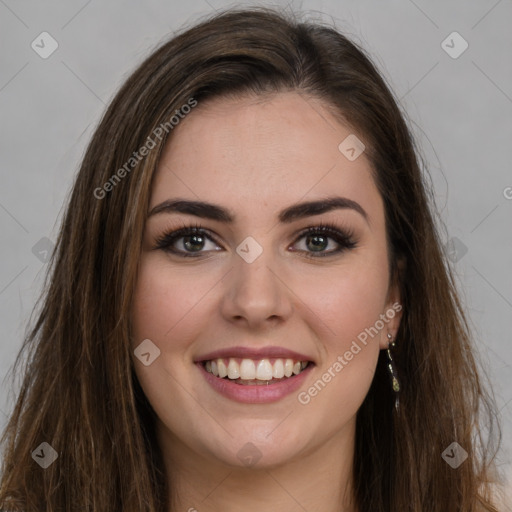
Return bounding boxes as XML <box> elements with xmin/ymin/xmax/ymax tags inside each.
<box><xmin>218</xmin><ymin>360</ymin><xmax>227</xmax><ymax>378</ymax></box>
<box><xmin>227</xmin><ymin>359</ymin><xmax>240</xmax><ymax>379</ymax></box>
<box><xmin>272</xmin><ymin>359</ymin><xmax>285</xmax><ymax>378</ymax></box>
<box><xmin>256</xmin><ymin>360</ymin><xmax>273</xmax><ymax>380</ymax></box>
<box><xmin>284</xmin><ymin>359</ymin><xmax>293</xmax><ymax>377</ymax></box>
<box><xmin>240</xmin><ymin>359</ymin><xmax>256</xmax><ymax>379</ymax></box>
<box><xmin>204</xmin><ymin>357</ymin><xmax>310</xmax><ymax>380</ymax></box>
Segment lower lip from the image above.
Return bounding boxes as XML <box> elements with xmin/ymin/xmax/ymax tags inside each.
<box><xmin>196</xmin><ymin>362</ymin><xmax>314</xmax><ymax>404</ymax></box>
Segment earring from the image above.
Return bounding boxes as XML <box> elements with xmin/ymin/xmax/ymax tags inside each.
<box><xmin>386</xmin><ymin>333</ymin><xmax>400</xmax><ymax>412</ymax></box>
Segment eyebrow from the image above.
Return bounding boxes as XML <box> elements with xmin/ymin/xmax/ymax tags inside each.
<box><xmin>147</xmin><ymin>196</ymin><xmax>369</xmax><ymax>224</ymax></box>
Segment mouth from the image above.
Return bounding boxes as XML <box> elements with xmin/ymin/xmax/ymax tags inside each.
<box><xmin>194</xmin><ymin>346</ymin><xmax>315</xmax><ymax>403</ymax></box>
<box><xmin>202</xmin><ymin>357</ymin><xmax>312</xmax><ymax>385</ymax></box>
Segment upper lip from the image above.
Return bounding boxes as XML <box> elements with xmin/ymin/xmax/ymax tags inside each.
<box><xmin>195</xmin><ymin>345</ymin><xmax>315</xmax><ymax>363</ymax></box>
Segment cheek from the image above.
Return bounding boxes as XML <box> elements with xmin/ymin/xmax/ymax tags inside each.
<box><xmin>311</xmin><ymin>252</ymin><xmax>390</xmax><ymax>404</ymax></box>
<box><xmin>295</xmin><ymin>266</ymin><xmax>387</xmax><ymax>415</ymax></box>
<box><xmin>130</xmin><ymin>258</ymin><xmax>213</xmax><ymax>425</ymax></box>
<box><xmin>130</xmin><ymin>257</ymin><xmax>212</xmax><ymax>349</ymax></box>
<box><xmin>297</xmin><ymin>257</ymin><xmax>390</xmax><ymax>344</ymax></box>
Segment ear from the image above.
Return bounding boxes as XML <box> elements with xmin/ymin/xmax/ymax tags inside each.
<box><xmin>378</xmin><ymin>262</ymin><xmax>404</xmax><ymax>350</ymax></box>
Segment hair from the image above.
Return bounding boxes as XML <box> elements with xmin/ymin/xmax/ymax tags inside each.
<box><xmin>0</xmin><ymin>6</ymin><xmax>506</xmax><ymax>511</ymax></box>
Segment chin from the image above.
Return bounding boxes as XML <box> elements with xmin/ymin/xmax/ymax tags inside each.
<box><xmin>194</xmin><ymin>420</ymin><xmax>315</xmax><ymax>470</ymax></box>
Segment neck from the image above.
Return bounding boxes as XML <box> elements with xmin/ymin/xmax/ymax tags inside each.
<box><xmin>158</xmin><ymin>419</ymin><xmax>358</xmax><ymax>512</ymax></box>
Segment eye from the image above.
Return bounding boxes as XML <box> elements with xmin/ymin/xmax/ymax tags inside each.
<box><xmin>290</xmin><ymin>222</ymin><xmax>357</xmax><ymax>258</ymax></box>
<box><xmin>154</xmin><ymin>223</ymin><xmax>222</xmax><ymax>258</ymax></box>
<box><xmin>153</xmin><ymin>221</ymin><xmax>357</xmax><ymax>258</ymax></box>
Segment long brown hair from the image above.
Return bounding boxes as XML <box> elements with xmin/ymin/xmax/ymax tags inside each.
<box><xmin>0</xmin><ymin>6</ymin><xmax>505</xmax><ymax>511</ymax></box>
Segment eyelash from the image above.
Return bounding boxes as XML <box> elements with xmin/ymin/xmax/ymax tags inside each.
<box><xmin>153</xmin><ymin>221</ymin><xmax>357</xmax><ymax>259</ymax></box>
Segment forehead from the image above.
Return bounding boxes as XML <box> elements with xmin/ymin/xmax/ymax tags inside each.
<box><xmin>150</xmin><ymin>91</ymin><xmax>382</xmax><ymax>225</ymax></box>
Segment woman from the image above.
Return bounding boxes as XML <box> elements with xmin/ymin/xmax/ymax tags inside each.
<box><xmin>0</xmin><ymin>7</ymin><xmax>506</xmax><ymax>511</ymax></box>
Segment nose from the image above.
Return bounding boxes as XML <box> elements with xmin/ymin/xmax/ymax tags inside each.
<box><xmin>219</xmin><ymin>248</ymin><xmax>293</xmax><ymax>329</ymax></box>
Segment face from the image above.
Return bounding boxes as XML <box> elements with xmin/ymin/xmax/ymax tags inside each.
<box><xmin>131</xmin><ymin>91</ymin><xmax>402</xmax><ymax>469</ymax></box>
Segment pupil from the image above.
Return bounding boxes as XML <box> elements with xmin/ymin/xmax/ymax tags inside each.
<box><xmin>184</xmin><ymin>235</ymin><xmax>204</xmax><ymax>252</ymax></box>
<box><xmin>307</xmin><ymin>235</ymin><xmax>327</xmax><ymax>252</ymax></box>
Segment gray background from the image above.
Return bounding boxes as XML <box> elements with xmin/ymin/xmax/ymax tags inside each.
<box><xmin>1</xmin><ymin>0</ymin><xmax>511</xmax><ymax>493</ymax></box>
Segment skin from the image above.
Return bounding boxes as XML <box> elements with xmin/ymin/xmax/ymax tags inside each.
<box><xmin>131</xmin><ymin>91</ymin><xmax>402</xmax><ymax>512</ymax></box>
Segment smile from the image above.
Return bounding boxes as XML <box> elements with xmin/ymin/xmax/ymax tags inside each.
<box><xmin>195</xmin><ymin>346</ymin><xmax>315</xmax><ymax>403</ymax></box>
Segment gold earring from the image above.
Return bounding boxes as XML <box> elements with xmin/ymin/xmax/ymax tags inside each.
<box><xmin>386</xmin><ymin>333</ymin><xmax>400</xmax><ymax>412</ymax></box>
